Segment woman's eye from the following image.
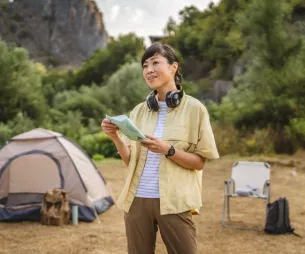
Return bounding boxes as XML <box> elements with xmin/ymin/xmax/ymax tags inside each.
<box><xmin>143</xmin><ymin>65</ymin><xmax>147</xmax><ymax>69</ymax></box>
<box><xmin>153</xmin><ymin>61</ymin><xmax>159</xmax><ymax>65</ymax></box>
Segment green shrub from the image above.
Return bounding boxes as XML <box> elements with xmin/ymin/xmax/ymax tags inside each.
<box><xmin>102</xmin><ymin>62</ymin><xmax>150</xmax><ymax>114</ymax></box>
<box><xmin>182</xmin><ymin>80</ymin><xmax>199</xmax><ymax>98</ymax></box>
<box><xmin>0</xmin><ymin>123</ymin><xmax>12</xmax><ymax>146</ymax></box>
<box><xmin>212</xmin><ymin>123</ymin><xmax>240</xmax><ymax>156</ymax></box>
<box><xmin>0</xmin><ymin>41</ymin><xmax>47</xmax><ymax>123</ymax></box>
<box><xmin>42</xmin><ymin>71</ymin><xmax>73</xmax><ymax>105</ymax></box>
<box><xmin>284</xmin><ymin>117</ymin><xmax>305</xmax><ymax>151</ymax></box>
<box><xmin>78</xmin><ymin>134</ymin><xmax>96</xmax><ymax>156</ymax></box>
<box><xmin>239</xmin><ymin>128</ymin><xmax>275</xmax><ymax>156</ymax></box>
<box><xmin>53</xmin><ymin>111</ymin><xmax>87</xmax><ymax>142</ymax></box>
<box><xmin>7</xmin><ymin>112</ymin><xmax>36</xmax><ymax>137</ymax></box>
<box><xmin>212</xmin><ymin>123</ymin><xmax>275</xmax><ymax>156</ymax></box>
<box><xmin>94</xmin><ymin>132</ymin><xmax>118</xmax><ymax>158</ymax></box>
<box><xmin>78</xmin><ymin>132</ymin><xmax>118</xmax><ymax>158</ymax></box>
<box><xmin>92</xmin><ymin>154</ymin><xmax>105</xmax><ymax>161</ymax></box>
<box><xmin>56</xmin><ymin>95</ymin><xmax>108</xmax><ymax>126</ymax></box>
<box><xmin>289</xmin><ymin>117</ymin><xmax>305</xmax><ymax>145</ymax></box>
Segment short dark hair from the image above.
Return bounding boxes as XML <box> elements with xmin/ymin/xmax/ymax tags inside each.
<box><xmin>141</xmin><ymin>42</ymin><xmax>182</xmax><ymax>85</ymax></box>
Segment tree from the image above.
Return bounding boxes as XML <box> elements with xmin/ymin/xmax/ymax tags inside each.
<box><xmin>219</xmin><ymin>0</ymin><xmax>305</xmax><ymax>152</ymax></box>
<box><xmin>165</xmin><ymin>1</ymin><xmax>251</xmax><ymax>80</ymax></box>
<box><xmin>52</xmin><ymin>89</ymin><xmax>108</xmax><ymax>126</ymax></box>
<box><xmin>208</xmin><ymin>2</ymin><xmax>215</xmax><ymax>10</ymax></box>
<box><xmin>0</xmin><ymin>41</ymin><xmax>47</xmax><ymax>123</ymax></box>
<box><xmin>163</xmin><ymin>16</ymin><xmax>177</xmax><ymax>36</ymax></box>
<box><xmin>178</xmin><ymin>5</ymin><xmax>201</xmax><ymax>26</ymax></box>
<box><xmin>102</xmin><ymin>62</ymin><xmax>150</xmax><ymax>114</ymax></box>
<box><xmin>73</xmin><ymin>33</ymin><xmax>146</xmax><ymax>87</ymax></box>
<box><xmin>41</xmin><ymin>70</ymin><xmax>74</xmax><ymax>106</ymax></box>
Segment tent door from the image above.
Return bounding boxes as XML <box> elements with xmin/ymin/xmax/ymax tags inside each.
<box><xmin>1</xmin><ymin>152</ymin><xmax>63</xmax><ymax>206</ymax></box>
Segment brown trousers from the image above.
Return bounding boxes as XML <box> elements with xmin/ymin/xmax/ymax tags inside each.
<box><xmin>124</xmin><ymin>197</ymin><xmax>197</xmax><ymax>254</ymax></box>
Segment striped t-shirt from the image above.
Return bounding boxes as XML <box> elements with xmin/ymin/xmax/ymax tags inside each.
<box><xmin>136</xmin><ymin>101</ymin><xmax>167</xmax><ymax>198</ymax></box>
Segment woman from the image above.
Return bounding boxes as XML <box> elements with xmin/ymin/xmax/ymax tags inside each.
<box><xmin>101</xmin><ymin>42</ymin><xmax>219</xmax><ymax>254</ymax></box>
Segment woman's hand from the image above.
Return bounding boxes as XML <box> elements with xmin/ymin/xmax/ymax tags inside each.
<box><xmin>101</xmin><ymin>119</ymin><xmax>131</xmax><ymax>166</ymax></box>
<box><xmin>101</xmin><ymin>119</ymin><xmax>119</xmax><ymax>140</ymax></box>
<box><xmin>140</xmin><ymin>134</ymin><xmax>206</xmax><ymax>170</ymax></box>
<box><xmin>140</xmin><ymin>134</ymin><xmax>171</xmax><ymax>154</ymax></box>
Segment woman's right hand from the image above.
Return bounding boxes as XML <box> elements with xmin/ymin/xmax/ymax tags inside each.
<box><xmin>101</xmin><ymin>119</ymin><xmax>119</xmax><ymax>140</ymax></box>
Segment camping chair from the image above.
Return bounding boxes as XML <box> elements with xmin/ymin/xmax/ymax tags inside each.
<box><xmin>221</xmin><ymin>161</ymin><xmax>270</xmax><ymax>230</ymax></box>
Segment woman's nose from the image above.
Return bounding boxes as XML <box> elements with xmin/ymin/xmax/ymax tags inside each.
<box><xmin>147</xmin><ymin>65</ymin><xmax>154</xmax><ymax>73</ymax></box>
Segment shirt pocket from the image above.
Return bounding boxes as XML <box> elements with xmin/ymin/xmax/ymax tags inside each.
<box><xmin>163</xmin><ymin>125</ymin><xmax>198</xmax><ymax>153</ymax></box>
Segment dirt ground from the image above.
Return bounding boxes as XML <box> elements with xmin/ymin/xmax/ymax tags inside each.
<box><xmin>1</xmin><ymin>153</ymin><xmax>305</xmax><ymax>254</ymax></box>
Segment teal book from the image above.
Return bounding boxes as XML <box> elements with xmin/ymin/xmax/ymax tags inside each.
<box><xmin>105</xmin><ymin>115</ymin><xmax>148</xmax><ymax>141</ymax></box>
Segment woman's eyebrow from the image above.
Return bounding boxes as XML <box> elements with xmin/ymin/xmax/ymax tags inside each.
<box><xmin>144</xmin><ymin>56</ymin><xmax>159</xmax><ymax>64</ymax></box>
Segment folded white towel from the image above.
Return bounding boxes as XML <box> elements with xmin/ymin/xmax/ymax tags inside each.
<box><xmin>236</xmin><ymin>185</ymin><xmax>260</xmax><ymax>197</ymax></box>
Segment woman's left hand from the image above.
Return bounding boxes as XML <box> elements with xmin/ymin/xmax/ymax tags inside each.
<box><xmin>139</xmin><ymin>134</ymin><xmax>171</xmax><ymax>154</ymax></box>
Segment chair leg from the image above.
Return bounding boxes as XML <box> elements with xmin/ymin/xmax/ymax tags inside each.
<box><xmin>227</xmin><ymin>196</ymin><xmax>231</xmax><ymax>221</ymax></box>
<box><xmin>265</xmin><ymin>184</ymin><xmax>271</xmax><ymax>218</ymax></box>
<box><xmin>221</xmin><ymin>194</ymin><xmax>228</xmax><ymax>227</ymax></box>
<box><xmin>222</xmin><ymin>195</ymin><xmax>264</xmax><ymax>231</ymax></box>
<box><xmin>265</xmin><ymin>198</ymin><xmax>269</xmax><ymax>220</ymax></box>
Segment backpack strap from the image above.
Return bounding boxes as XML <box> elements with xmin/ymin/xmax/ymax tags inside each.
<box><xmin>284</xmin><ymin>198</ymin><xmax>291</xmax><ymax>230</ymax></box>
<box><xmin>276</xmin><ymin>198</ymin><xmax>284</xmax><ymax>233</ymax></box>
<box><xmin>291</xmin><ymin>232</ymin><xmax>302</xmax><ymax>238</ymax></box>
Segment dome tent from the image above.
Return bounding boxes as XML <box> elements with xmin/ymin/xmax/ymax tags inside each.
<box><xmin>0</xmin><ymin>128</ymin><xmax>113</xmax><ymax>222</ymax></box>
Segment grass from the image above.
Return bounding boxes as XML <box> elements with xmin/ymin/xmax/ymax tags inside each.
<box><xmin>0</xmin><ymin>154</ymin><xmax>305</xmax><ymax>254</ymax></box>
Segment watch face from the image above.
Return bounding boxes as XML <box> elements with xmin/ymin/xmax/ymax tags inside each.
<box><xmin>168</xmin><ymin>146</ymin><xmax>175</xmax><ymax>156</ymax></box>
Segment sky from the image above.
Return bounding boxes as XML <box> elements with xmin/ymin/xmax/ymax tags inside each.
<box><xmin>96</xmin><ymin>0</ymin><xmax>220</xmax><ymax>45</ymax></box>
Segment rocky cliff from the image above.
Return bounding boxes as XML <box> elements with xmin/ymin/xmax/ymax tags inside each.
<box><xmin>0</xmin><ymin>0</ymin><xmax>109</xmax><ymax>67</ymax></box>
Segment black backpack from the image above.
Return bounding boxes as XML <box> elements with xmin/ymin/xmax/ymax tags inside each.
<box><xmin>264</xmin><ymin>197</ymin><xmax>299</xmax><ymax>236</ymax></box>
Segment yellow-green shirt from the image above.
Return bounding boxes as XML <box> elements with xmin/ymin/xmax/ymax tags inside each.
<box><xmin>117</xmin><ymin>94</ymin><xmax>219</xmax><ymax>215</ymax></box>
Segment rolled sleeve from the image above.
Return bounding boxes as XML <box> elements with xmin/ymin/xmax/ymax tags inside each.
<box><xmin>193</xmin><ymin>107</ymin><xmax>219</xmax><ymax>160</ymax></box>
<box><xmin>120</xmin><ymin>134</ymin><xmax>132</xmax><ymax>148</ymax></box>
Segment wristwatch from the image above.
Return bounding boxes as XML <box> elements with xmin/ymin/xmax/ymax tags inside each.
<box><xmin>165</xmin><ymin>145</ymin><xmax>175</xmax><ymax>158</ymax></box>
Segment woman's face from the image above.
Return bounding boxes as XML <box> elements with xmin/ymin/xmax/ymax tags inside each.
<box><xmin>142</xmin><ymin>54</ymin><xmax>177</xmax><ymax>90</ymax></box>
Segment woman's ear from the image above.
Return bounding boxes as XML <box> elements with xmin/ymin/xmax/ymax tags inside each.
<box><xmin>172</xmin><ymin>62</ymin><xmax>178</xmax><ymax>74</ymax></box>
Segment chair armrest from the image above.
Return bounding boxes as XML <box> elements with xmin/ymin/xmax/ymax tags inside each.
<box><xmin>224</xmin><ymin>178</ymin><xmax>235</xmax><ymax>195</ymax></box>
<box><xmin>263</xmin><ymin>180</ymin><xmax>270</xmax><ymax>196</ymax></box>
